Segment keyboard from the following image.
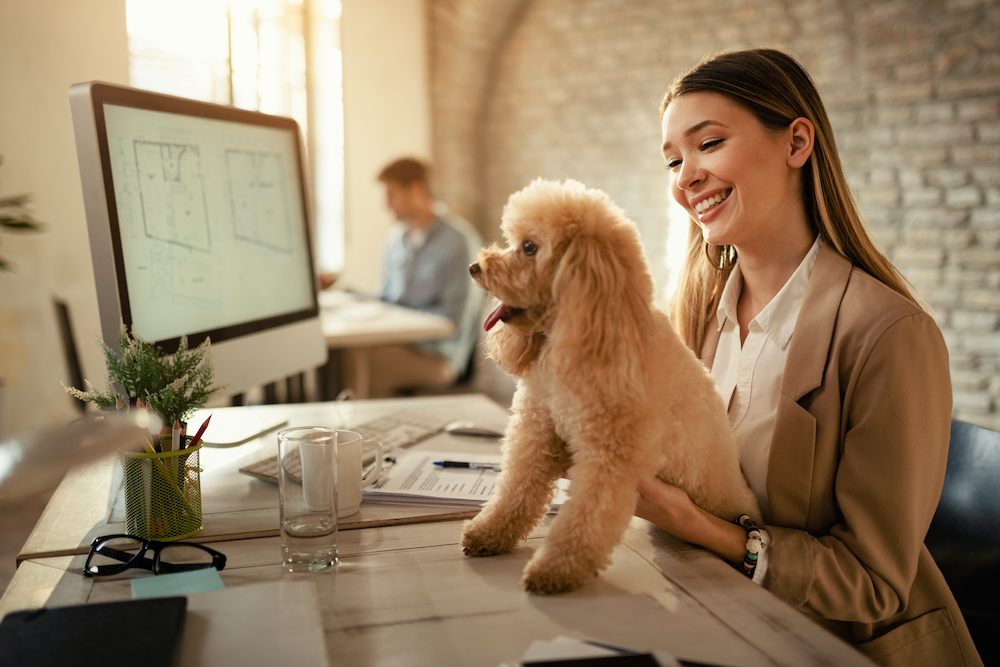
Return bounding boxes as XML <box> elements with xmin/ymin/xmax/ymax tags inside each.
<box><xmin>350</xmin><ymin>409</ymin><xmax>454</xmax><ymax>450</ymax></box>
<box><xmin>239</xmin><ymin>408</ymin><xmax>453</xmax><ymax>484</ymax></box>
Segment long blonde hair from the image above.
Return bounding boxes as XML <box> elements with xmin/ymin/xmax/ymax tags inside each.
<box><xmin>662</xmin><ymin>48</ymin><xmax>918</xmax><ymax>352</ymax></box>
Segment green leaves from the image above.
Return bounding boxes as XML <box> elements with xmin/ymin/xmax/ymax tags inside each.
<box><xmin>63</xmin><ymin>325</ymin><xmax>225</xmax><ymax>426</ymax></box>
<box><xmin>0</xmin><ymin>158</ymin><xmax>45</xmax><ymax>270</ymax></box>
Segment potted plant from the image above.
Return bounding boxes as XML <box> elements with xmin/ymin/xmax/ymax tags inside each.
<box><xmin>63</xmin><ymin>326</ymin><xmax>224</xmax><ymax>540</ymax></box>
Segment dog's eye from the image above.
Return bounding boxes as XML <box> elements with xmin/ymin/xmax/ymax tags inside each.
<box><xmin>521</xmin><ymin>240</ymin><xmax>537</xmax><ymax>256</ymax></box>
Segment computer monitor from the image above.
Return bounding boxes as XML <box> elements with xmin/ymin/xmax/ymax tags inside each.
<box><xmin>69</xmin><ymin>81</ymin><xmax>328</xmax><ymax>399</ymax></box>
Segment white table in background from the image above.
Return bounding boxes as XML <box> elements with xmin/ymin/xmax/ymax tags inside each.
<box><xmin>319</xmin><ymin>290</ymin><xmax>455</xmax><ymax>399</ymax></box>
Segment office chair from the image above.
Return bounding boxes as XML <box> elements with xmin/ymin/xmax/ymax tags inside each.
<box><xmin>925</xmin><ymin>418</ymin><xmax>1000</xmax><ymax>665</ymax></box>
<box><xmin>53</xmin><ymin>298</ymin><xmax>86</xmax><ymax>414</ymax></box>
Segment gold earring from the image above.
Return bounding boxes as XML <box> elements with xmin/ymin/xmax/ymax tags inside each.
<box><xmin>703</xmin><ymin>243</ymin><xmax>736</xmax><ymax>270</ymax></box>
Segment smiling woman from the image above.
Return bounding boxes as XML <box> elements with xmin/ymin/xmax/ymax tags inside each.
<box><xmin>638</xmin><ymin>48</ymin><xmax>983</xmax><ymax>667</ymax></box>
<box><xmin>663</xmin><ymin>49</ymin><xmax>917</xmax><ymax>352</ymax></box>
<box><xmin>662</xmin><ymin>91</ymin><xmax>817</xmax><ymax>312</ymax></box>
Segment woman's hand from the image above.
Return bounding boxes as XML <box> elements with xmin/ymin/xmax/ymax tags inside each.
<box><xmin>635</xmin><ymin>476</ymin><xmax>751</xmax><ymax>564</ymax></box>
<box><xmin>635</xmin><ymin>477</ymin><xmax>698</xmax><ymax>532</ymax></box>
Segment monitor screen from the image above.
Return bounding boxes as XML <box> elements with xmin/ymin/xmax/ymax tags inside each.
<box><xmin>70</xmin><ymin>82</ymin><xmax>327</xmax><ymax>398</ymax></box>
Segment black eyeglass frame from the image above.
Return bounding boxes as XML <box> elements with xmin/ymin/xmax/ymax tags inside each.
<box><xmin>83</xmin><ymin>533</ymin><xmax>227</xmax><ymax>577</ymax></box>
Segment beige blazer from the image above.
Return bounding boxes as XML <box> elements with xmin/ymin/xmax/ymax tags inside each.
<box><xmin>701</xmin><ymin>243</ymin><xmax>982</xmax><ymax>667</ymax></box>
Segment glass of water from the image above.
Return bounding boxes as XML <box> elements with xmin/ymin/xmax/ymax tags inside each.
<box><xmin>277</xmin><ymin>426</ymin><xmax>339</xmax><ymax>572</ymax></box>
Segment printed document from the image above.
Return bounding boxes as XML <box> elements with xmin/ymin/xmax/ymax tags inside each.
<box><xmin>363</xmin><ymin>449</ymin><xmax>570</xmax><ymax>509</ymax></box>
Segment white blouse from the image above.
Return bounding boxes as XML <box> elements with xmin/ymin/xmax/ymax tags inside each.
<box><xmin>711</xmin><ymin>236</ymin><xmax>822</xmax><ymax>523</ymax></box>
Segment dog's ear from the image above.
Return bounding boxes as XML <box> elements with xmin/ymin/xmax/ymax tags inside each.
<box><xmin>486</xmin><ymin>325</ymin><xmax>545</xmax><ymax>377</ymax></box>
<box><xmin>549</xmin><ymin>231</ymin><xmax>652</xmax><ymax>403</ymax></box>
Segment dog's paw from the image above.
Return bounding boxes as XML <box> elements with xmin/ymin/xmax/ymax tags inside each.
<box><xmin>520</xmin><ymin>550</ymin><xmax>593</xmax><ymax>595</ymax></box>
<box><xmin>461</xmin><ymin>519</ymin><xmax>517</xmax><ymax>557</ymax></box>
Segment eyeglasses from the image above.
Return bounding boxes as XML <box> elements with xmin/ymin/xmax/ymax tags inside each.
<box><xmin>83</xmin><ymin>534</ymin><xmax>227</xmax><ymax>577</ymax></box>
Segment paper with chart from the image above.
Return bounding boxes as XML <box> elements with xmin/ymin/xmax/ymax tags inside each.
<box><xmin>364</xmin><ymin>449</ymin><xmax>570</xmax><ymax>509</ymax></box>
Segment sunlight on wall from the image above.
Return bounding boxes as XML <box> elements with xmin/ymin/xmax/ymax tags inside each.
<box><xmin>662</xmin><ymin>196</ymin><xmax>692</xmax><ymax>307</ymax></box>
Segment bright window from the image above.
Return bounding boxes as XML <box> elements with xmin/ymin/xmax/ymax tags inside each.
<box><xmin>126</xmin><ymin>0</ymin><xmax>344</xmax><ymax>275</ymax></box>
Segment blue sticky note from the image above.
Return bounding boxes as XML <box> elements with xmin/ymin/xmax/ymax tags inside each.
<box><xmin>131</xmin><ymin>568</ymin><xmax>225</xmax><ymax>599</ymax></box>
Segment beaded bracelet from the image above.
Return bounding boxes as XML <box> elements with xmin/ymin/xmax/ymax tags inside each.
<box><xmin>735</xmin><ymin>514</ymin><xmax>764</xmax><ymax>579</ymax></box>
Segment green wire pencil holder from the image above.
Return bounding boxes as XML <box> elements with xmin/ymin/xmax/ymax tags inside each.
<box><xmin>119</xmin><ymin>441</ymin><xmax>203</xmax><ymax>541</ymax></box>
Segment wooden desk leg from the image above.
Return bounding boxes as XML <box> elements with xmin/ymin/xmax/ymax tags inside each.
<box><xmin>354</xmin><ymin>348</ymin><xmax>371</xmax><ymax>399</ymax></box>
<box><xmin>329</xmin><ymin>347</ymin><xmax>371</xmax><ymax>400</ymax></box>
<box><xmin>319</xmin><ymin>351</ymin><xmax>340</xmax><ymax>401</ymax></box>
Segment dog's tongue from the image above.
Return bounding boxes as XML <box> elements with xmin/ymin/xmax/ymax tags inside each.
<box><xmin>484</xmin><ymin>303</ymin><xmax>511</xmax><ymax>332</ymax></box>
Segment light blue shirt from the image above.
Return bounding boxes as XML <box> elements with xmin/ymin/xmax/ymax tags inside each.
<box><xmin>379</xmin><ymin>203</ymin><xmax>483</xmax><ymax>375</ymax></box>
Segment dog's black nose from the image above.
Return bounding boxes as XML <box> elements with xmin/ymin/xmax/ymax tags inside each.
<box><xmin>469</xmin><ymin>263</ymin><xmax>481</xmax><ymax>276</ymax></box>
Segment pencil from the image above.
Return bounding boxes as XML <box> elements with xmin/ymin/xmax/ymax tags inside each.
<box><xmin>140</xmin><ymin>432</ymin><xmax>157</xmax><ymax>455</ymax></box>
<box><xmin>168</xmin><ymin>419</ymin><xmax>181</xmax><ymax>453</ymax></box>
<box><xmin>187</xmin><ymin>414</ymin><xmax>212</xmax><ymax>449</ymax></box>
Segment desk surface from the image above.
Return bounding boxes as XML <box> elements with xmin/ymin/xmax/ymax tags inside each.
<box><xmin>5</xmin><ymin>394</ymin><xmax>872</xmax><ymax>666</ymax></box>
<box><xmin>320</xmin><ymin>290</ymin><xmax>454</xmax><ymax>348</ymax></box>
<box><xmin>2</xmin><ymin>519</ymin><xmax>871</xmax><ymax>666</ymax></box>
<box><xmin>17</xmin><ymin>394</ymin><xmax>508</xmax><ymax>562</ymax></box>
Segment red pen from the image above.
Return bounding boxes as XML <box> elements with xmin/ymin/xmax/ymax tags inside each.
<box><xmin>186</xmin><ymin>414</ymin><xmax>212</xmax><ymax>449</ymax></box>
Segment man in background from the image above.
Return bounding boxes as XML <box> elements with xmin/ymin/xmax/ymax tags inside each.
<box><xmin>346</xmin><ymin>157</ymin><xmax>482</xmax><ymax>397</ymax></box>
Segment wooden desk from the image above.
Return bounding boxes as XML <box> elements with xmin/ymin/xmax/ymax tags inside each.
<box><xmin>17</xmin><ymin>394</ymin><xmax>507</xmax><ymax>563</ymax></box>
<box><xmin>1</xmin><ymin>519</ymin><xmax>871</xmax><ymax>666</ymax></box>
<box><xmin>5</xmin><ymin>393</ymin><xmax>873</xmax><ymax>666</ymax></box>
<box><xmin>319</xmin><ymin>290</ymin><xmax>456</xmax><ymax>397</ymax></box>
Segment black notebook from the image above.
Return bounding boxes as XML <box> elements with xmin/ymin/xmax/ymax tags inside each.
<box><xmin>0</xmin><ymin>596</ymin><xmax>187</xmax><ymax>667</ymax></box>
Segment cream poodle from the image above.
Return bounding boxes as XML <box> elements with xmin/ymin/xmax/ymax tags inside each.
<box><xmin>461</xmin><ymin>178</ymin><xmax>760</xmax><ymax>594</ymax></box>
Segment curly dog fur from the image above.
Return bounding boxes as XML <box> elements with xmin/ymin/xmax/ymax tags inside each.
<box><xmin>461</xmin><ymin>178</ymin><xmax>760</xmax><ymax>594</ymax></box>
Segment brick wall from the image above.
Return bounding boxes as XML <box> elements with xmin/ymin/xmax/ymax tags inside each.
<box><xmin>429</xmin><ymin>0</ymin><xmax>1000</xmax><ymax>428</ymax></box>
